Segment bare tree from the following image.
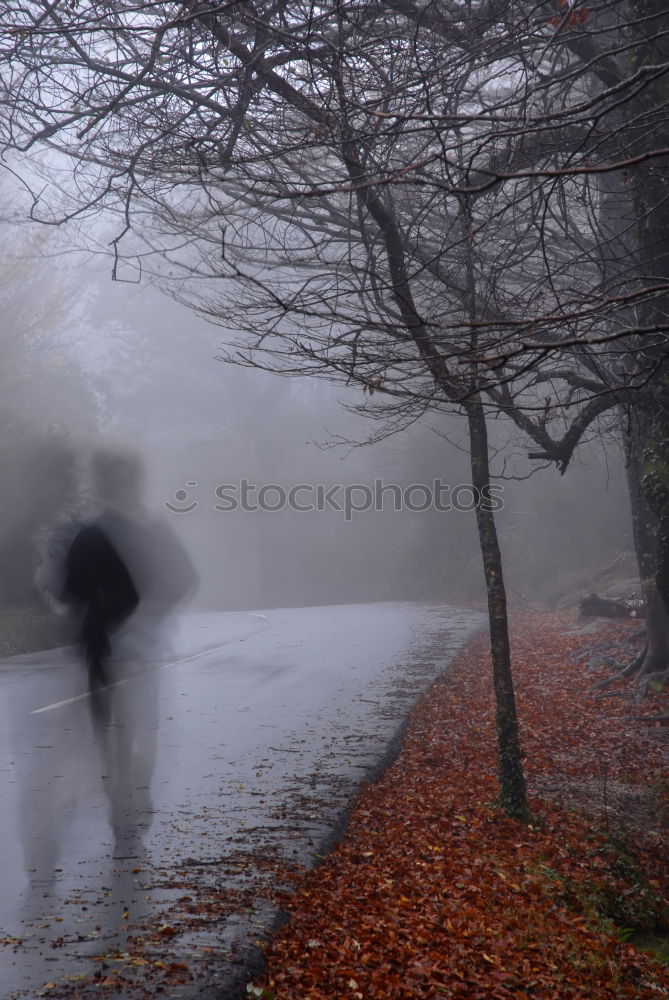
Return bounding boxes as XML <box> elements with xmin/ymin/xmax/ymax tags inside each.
<box><xmin>2</xmin><ymin>0</ymin><xmax>669</xmax><ymax>801</ymax></box>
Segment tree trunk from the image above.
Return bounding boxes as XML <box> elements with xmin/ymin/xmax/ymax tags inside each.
<box><xmin>625</xmin><ymin>414</ymin><xmax>669</xmax><ymax>676</ymax></box>
<box><xmin>630</xmin><ymin>0</ymin><xmax>669</xmax><ymax>626</ymax></box>
<box><xmin>641</xmin><ymin>418</ymin><xmax>669</xmax><ymax>629</ymax></box>
<box><xmin>467</xmin><ymin>395</ymin><xmax>529</xmax><ymax>822</ymax></box>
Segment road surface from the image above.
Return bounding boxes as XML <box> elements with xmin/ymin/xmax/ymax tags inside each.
<box><xmin>0</xmin><ymin>602</ymin><xmax>484</xmax><ymax>998</ymax></box>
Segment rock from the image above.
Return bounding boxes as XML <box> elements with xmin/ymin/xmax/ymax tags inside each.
<box><xmin>579</xmin><ymin>593</ymin><xmax>640</xmax><ymax>619</ymax></box>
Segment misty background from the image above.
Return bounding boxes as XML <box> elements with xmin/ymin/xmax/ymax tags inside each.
<box><xmin>0</xmin><ymin>188</ymin><xmax>634</xmax><ymax>629</ymax></box>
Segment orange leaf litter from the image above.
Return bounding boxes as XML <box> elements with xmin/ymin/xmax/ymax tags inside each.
<box><xmin>257</xmin><ymin>612</ymin><xmax>669</xmax><ymax>1000</ymax></box>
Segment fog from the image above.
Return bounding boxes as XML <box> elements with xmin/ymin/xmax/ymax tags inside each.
<box><xmin>0</xmin><ymin>178</ymin><xmax>641</xmax><ymax>995</ymax></box>
<box><xmin>0</xmin><ymin>217</ymin><xmax>635</xmax><ymax>622</ymax></box>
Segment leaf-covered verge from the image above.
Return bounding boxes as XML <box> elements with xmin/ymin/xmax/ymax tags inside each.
<box><xmin>254</xmin><ymin>613</ymin><xmax>669</xmax><ymax>1000</ymax></box>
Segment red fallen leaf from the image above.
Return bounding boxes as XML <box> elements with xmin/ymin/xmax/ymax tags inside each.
<box><xmin>254</xmin><ymin>612</ymin><xmax>669</xmax><ymax>1000</ymax></box>
<box><xmin>167</xmin><ymin>961</ymin><xmax>189</xmax><ymax>973</ymax></box>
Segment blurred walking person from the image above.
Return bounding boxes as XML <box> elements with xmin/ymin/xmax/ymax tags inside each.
<box><xmin>61</xmin><ymin>446</ymin><xmax>197</xmax><ymax>855</ymax></box>
<box><xmin>63</xmin><ymin>518</ymin><xmax>139</xmax><ymax>728</ymax></box>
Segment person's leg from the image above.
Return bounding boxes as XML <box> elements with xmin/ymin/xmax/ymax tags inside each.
<box><xmin>82</xmin><ymin>608</ymin><xmax>113</xmax><ymax>756</ymax></box>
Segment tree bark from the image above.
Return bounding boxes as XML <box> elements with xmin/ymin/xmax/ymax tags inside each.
<box><xmin>629</xmin><ymin>0</ymin><xmax>669</xmax><ymax>625</ymax></box>
<box><xmin>467</xmin><ymin>395</ymin><xmax>529</xmax><ymax>822</ymax></box>
<box><xmin>625</xmin><ymin>415</ymin><xmax>669</xmax><ymax>675</ymax></box>
<box><xmin>641</xmin><ymin>419</ymin><xmax>669</xmax><ymax>626</ymax></box>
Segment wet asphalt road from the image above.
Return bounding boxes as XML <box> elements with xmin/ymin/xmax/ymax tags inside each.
<box><xmin>0</xmin><ymin>602</ymin><xmax>484</xmax><ymax>999</ymax></box>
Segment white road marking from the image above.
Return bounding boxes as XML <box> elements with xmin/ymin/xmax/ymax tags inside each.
<box><xmin>30</xmin><ymin>612</ymin><xmax>272</xmax><ymax>715</ymax></box>
<box><xmin>30</xmin><ymin>636</ymin><xmax>262</xmax><ymax>716</ymax></box>
<box><xmin>30</xmin><ymin>676</ymin><xmax>132</xmax><ymax>714</ymax></box>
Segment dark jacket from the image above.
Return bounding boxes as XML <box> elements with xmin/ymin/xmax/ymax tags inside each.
<box><xmin>63</xmin><ymin>523</ymin><xmax>139</xmax><ymax>629</ymax></box>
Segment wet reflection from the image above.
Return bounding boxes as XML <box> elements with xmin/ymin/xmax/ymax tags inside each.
<box><xmin>15</xmin><ymin>669</ymin><xmax>94</xmax><ymax>897</ymax></box>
